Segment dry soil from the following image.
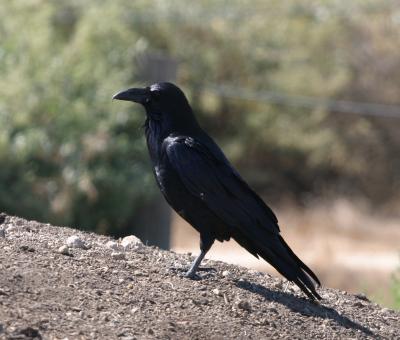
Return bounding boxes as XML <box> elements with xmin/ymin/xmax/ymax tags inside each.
<box><xmin>0</xmin><ymin>213</ymin><xmax>399</xmax><ymax>339</ymax></box>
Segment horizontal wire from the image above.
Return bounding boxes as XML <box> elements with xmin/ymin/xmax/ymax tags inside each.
<box><xmin>205</xmin><ymin>84</ymin><xmax>400</xmax><ymax>119</ymax></box>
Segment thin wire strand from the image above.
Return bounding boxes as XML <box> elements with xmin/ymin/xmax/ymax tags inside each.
<box><xmin>205</xmin><ymin>84</ymin><xmax>400</xmax><ymax>119</ymax></box>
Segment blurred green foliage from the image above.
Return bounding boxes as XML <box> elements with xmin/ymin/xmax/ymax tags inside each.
<box><xmin>1</xmin><ymin>0</ymin><xmax>400</xmax><ymax>234</ymax></box>
<box><xmin>391</xmin><ymin>263</ymin><xmax>400</xmax><ymax>309</ymax></box>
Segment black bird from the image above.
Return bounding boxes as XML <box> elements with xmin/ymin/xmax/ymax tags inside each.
<box><xmin>113</xmin><ymin>82</ymin><xmax>321</xmax><ymax>300</ymax></box>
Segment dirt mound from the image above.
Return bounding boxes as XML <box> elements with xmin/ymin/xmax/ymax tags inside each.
<box><xmin>0</xmin><ymin>213</ymin><xmax>398</xmax><ymax>339</ymax></box>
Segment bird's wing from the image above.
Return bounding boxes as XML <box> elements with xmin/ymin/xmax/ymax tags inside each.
<box><xmin>165</xmin><ymin>135</ymin><xmax>321</xmax><ymax>300</ymax></box>
<box><xmin>164</xmin><ymin>136</ymin><xmax>280</xmax><ymax>236</ymax></box>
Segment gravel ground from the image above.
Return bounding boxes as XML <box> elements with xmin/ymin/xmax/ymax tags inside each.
<box><xmin>0</xmin><ymin>213</ymin><xmax>398</xmax><ymax>339</ymax></box>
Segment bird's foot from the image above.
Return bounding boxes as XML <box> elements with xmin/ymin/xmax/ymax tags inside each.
<box><xmin>168</xmin><ymin>266</ymin><xmax>199</xmax><ymax>278</ymax></box>
<box><xmin>169</xmin><ymin>266</ymin><xmax>216</xmax><ymax>280</ymax></box>
<box><xmin>183</xmin><ymin>270</ymin><xmax>202</xmax><ymax>280</ymax></box>
<box><xmin>168</xmin><ymin>267</ymin><xmax>204</xmax><ymax>280</ymax></box>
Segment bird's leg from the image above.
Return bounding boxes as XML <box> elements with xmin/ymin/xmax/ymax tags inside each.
<box><xmin>185</xmin><ymin>234</ymin><xmax>214</xmax><ymax>279</ymax></box>
<box><xmin>185</xmin><ymin>250</ymin><xmax>207</xmax><ymax>278</ymax></box>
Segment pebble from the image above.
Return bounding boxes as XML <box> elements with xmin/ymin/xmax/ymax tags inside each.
<box><xmin>222</xmin><ymin>270</ymin><xmax>230</xmax><ymax>277</ymax></box>
<box><xmin>6</xmin><ymin>225</ymin><xmax>17</xmax><ymax>233</ymax></box>
<box><xmin>0</xmin><ymin>228</ymin><xmax>5</xmax><ymax>238</ymax></box>
<box><xmin>354</xmin><ymin>293</ymin><xmax>370</xmax><ymax>302</ymax></box>
<box><xmin>20</xmin><ymin>245</ymin><xmax>35</xmax><ymax>252</ymax></box>
<box><xmin>106</xmin><ymin>240</ymin><xmax>120</xmax><ymax>250</ymax></box>
<box><xmin>66</xmin><ymin>235</ymin><xmax>87</xmax><ymax>249</ymax></box>
<box><xmin>111</xmin><ymin>252</ymin><xmax>126</xmax><ymax>260</ymax></box>
<box><xmin>223</xmin><ymin>293</ymin><xmax>229</xmax><ymax>304</ymax></box>
<box><xmin>58</xmin><ymin>245</ymin><xmax>70</xmax><ymax>255</ymax></box>
<box><xmin>121</xmin><ymin>235</ymin><xmax>143</xmax><ymax>250</ymax></box>
<box><xmin>237</xmin><ymin>299</ymin><xmax>252</xmax><ymax>311</ymax></box>
<box><xmin>120</xmin><ymin>337</ymin><xmax>135</xmax><ymax>340</ymax></box>
<box><xmin>212</xmin><ymin>288</ymin><xmax>221</xmax><ymax>296</ymax></box>
<box><xmin>380</xmin><ymin>308</ymin><xmax>390</xmax><ymax>314</ymax></box>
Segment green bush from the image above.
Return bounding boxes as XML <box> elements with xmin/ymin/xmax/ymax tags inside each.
<box><xmin>1</xmin><ymin>1</ymin><xmax>400</xmax><ymax>234</ymax></box>
<box><xmin>0</xmin><ymin>1</ymin><xmax>157</xmax><ymax>233</ymax></box>
<box><xmin>391</xmin><ymin>264</ymin><xmax>400</xmax><ymax>309</ymax></box>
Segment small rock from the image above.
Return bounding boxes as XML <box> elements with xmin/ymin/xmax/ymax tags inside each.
<box><xmin>380</xmin><ymin>308</ymin><xmax>390</xmax><ymax>314</ymax></box>
<box><xmin>0</xmin><ymin>289</ymin><xmax>9</xmax><ymax>296</ymax></box>
<box><xmin>66</xmin><ymin>235</ymin><xmax>87</xmax><ymax>249</ymax></box>
<box><xmin>20</xmin><ymin>245</ymin><xmax>35</xmax><ymax>252</ymax></box>
<box><xmin>212</xmin><ymin>288</ymin><xmax>221</xmax><ymax>296</ymax></box>
<box><xmin>106</xmin><ymin>240</ymin><xmax>120</xmax><ymax>250</ymax></box>
<box><xmin>237</xmin><ymin>299</ymin><xmax>252</xmax><ymax>311</ymax></box>
<box><xmin>353</xmin><ymin>301</ymin><xmax>365</xmax><ymax>308</ymax></box>
<box><xmin>354</xmin><ymin>293</ymin><xmax>370</xmax><ymax>302</ymax></box>
<box><xmin>111</xmin><ymin>252</ymin><xmax>126</xmax><ymax>260</ymax></box>
<box><xmin>101</xmin><ymin>313</ymin><xmax>110</xmax><ymax>322</ymax></box>
<box><xmin>0</xmin><ymin>228</ymin><xmax>5</xmax><ymax>238</ymax></box>
<box><xmin>58</xmin><ymin>245</ymin><xmax>70</xmax><ymax>255</ymax></box>
<box><xmin>223</xmin><ymin>293</ymin><xmax>229</xmax><ymax>304</ymax></box>
<box><xmin>222</xmin><ymin>270</ymin><xmax>230</xmax><ymax>277</ymax></box>
<box><xmin>121</xmin><ymin>235</ymin><xmax>143</xmax><ymax>250</ymax></box>
<box><xmin>14</xmin><ymin>327</ymin><xmax>41</xmax><ymax>339</ymax></box>
<box><xmin>5</xmin><ymin>225</ymin><xmax>17</xmax><ymax>232</ymax></box>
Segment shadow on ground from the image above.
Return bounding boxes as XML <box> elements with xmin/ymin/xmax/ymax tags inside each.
<box><xmin>235</xmin><ymin>279</ymin><xmax>374</xmax><ymax>337</ymax></box>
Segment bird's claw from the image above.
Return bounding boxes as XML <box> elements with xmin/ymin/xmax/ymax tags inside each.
<box><xmin>168</xmin><ymin>266</ymin><xmax>202</xmax><ymax>280</ymax></box>
<box><xmin>183</xmin><ymin>270</ymin><xmax>202</xmax><ymax>280</ymax></box>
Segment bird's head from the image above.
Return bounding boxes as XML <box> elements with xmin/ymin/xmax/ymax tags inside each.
<box><xmin>113</xmin><ymin>82</ymin><xmax>199</xmax><ymax>133</ymax></box>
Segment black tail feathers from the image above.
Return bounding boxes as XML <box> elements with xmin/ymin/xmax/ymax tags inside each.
<box><xmin>235</xmin><ymin>232</ymin><xmax>322</xmax><ymax>301</ymax></box>
<box><xmin>262</xmin><ymin>235</ymin><xmax>322</xmax><ymax>300</ymax></box>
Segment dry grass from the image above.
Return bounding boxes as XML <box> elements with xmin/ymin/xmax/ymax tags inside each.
<box><xmin>171</xmin><ymin>199</ymin><xmax>400</xmax><ymax>308</ymax></box>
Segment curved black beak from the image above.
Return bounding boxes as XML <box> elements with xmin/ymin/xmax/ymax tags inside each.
<box><xmin>112</xmin><ymin>87</ymin><xmax>150</xmax><ymax>104</ymax></box>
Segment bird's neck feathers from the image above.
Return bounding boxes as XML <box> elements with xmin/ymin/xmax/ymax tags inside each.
<box><xmin>145</xmin><ymin>106</ymin><xmax>201</xmax><ymax>138</ymax></box>
<box><xmin>144</xmin><ymin>117</ymin><xmax>163</xmax><ymax>164</ymax></box>
<box><xmin>144</xmin><ymin>107</ymin><xmax>202</xmax><ymax>163</ymax></box>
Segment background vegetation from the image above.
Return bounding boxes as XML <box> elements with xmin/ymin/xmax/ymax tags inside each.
<box><xmin>391</xmin><ymin>265</ymin><xmax>400</xmax><ymax>309</ymax></box>
<box><xmin>1</xmin><ymin>0</ymin><xmax>400</xmax><ymax>233</ymax></box>
<box><xmin>1</xmin><ymin>0</ymin><xmax>400</xmax><ymax>308</ymax></box>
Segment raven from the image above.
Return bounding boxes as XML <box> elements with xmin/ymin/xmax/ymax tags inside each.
<box><xmin>113</xmin><ymin>82</ymin><xmax>321</xmax><ymax>300</ymax></box>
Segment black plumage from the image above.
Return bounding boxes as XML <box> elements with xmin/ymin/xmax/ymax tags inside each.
<box><xmin>113</xmin><ymin>82</ymin><xmax>321</xmax><ymax>300</ymax></box>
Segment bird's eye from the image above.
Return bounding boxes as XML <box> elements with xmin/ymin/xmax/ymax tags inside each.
<box><xmin>151</xmin><ymin>91</ymin><xmax>161</xmax><ymax>101</ymax></box>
